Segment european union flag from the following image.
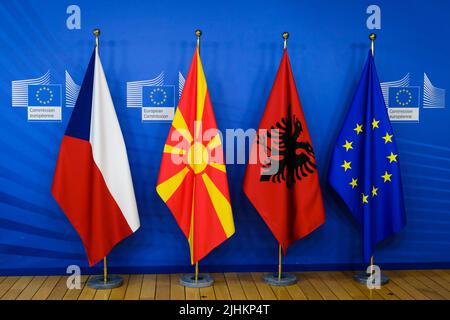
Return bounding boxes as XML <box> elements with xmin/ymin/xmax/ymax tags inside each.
<box><xmin>28</xmin><ymin>84</ymin><xmax>62</xmax><ymax>107</ymax></box>
<box><xmin>142</xmin><ymin>85</ymin><xmax>175</xmax><ymax>108</ymax></box>
<box><xmin>388</xmin><ymin>87</ymin><xmax>420</xmax><ymax>108</ymax></box>
<box><xmin>328</xmin><ymin>51</ymin><xmax>406</xmax><ymax>264</ymax></box>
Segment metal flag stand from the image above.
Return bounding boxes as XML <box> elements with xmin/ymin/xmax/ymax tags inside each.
<box><xmin>178</xmin><ymin>29</ymin><xmax>214</xmax><ymax>289</ymax></box>
<box><xmin>262</xmin><ymin>32</ymin><xmax>298</xmax><ymax>287</ymax></box>
<box><xmin>84</xmin><ymin>28</ymin><xmax>124</xmax><ymax>290</ymax></box>
<box><xmin>353</xmin><ymin>33</ymin><xmax>389</xmax><ymax>287</ymax></box>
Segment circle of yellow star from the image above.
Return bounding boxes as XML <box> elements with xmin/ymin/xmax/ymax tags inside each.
<box><xmin>382</xmin><ymin>132</ymin><xmax>393</xmax><ymax>144</ymax></box>
<box><xmin>381</xmin><ymin>171</ymin><xmax>392</xmax><ymax>183</ymax></box>
<box><xmin>372</xmin><ymin>118</ymin><xmax>380</xmax><ymax>130</ymax></box>
<box><xmin>349</xmin><ymin>178</ymin><xmax>358</xmax><ymax>189</ymax></box>
<box><xmin>341</xmin><ymin>160</ymin><xmax>352</xmax><ymax>172</ymax></box>
<box><xmin>342</xmin><ymin>140</ymin><xmax>353</xmax><ymax>152</ymax></box>
<box><xmin>354</xmin><ymin>123</ymin><xmax>363</xmax><ymax>135</ymax></box>
<box><xmin>361</xmin><ymin>193</ymin><xmax>369</xmax><ymax>204</ymax></box>
<box><xmin>387</xmin><ymin>152</ymin><xmax>398</xmax><ymax>163</ymax></box>
<box><xmin>371</xmin><ymin>186</ymin><xmax>378</xmax><ymax>197</ymax></box>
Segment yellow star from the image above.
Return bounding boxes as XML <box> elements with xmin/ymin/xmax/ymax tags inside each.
<box><xmin>387</xmin><ymin>152</ymin><xmax>398</xmax><ymax>163</ymax></box>
<box><xmin>381</xmin><ymin>171</ymin><xmax>392</xmax><ymax>183</ymax></box>
<box><xmin>342</xmin><ymin>140</ymin><xmax>353</xmax><ymax>152</ymax></box>
<box><xmin>341</xmin><ymin>160</ymin><xmax>352</xmax><ymax>172</ymax></box>
<box><xmin>371</xmin><ymin>186</ymin><xmax>378</xmax><ymax>197</ymax></box>
<box><xmin>382</xmin><ymin>132</ymin><xmax>393</xmax><ymax>144</ymax></box>
<box><xmin>372</xmin><ymin>118</ymin><xmax>380</xmax><ymax>129</ymax></box>
<box><xmin>354</xmin><ymin>123</ymin><xmax>363</xmax><ymax>135</ymax></box>
<box><xmin>361</xmin><ymin>193</ymin><xmax>369</xmax><ymax>204</ymax></box>
<box><xmin>349</xmin><ymin>178</ymin><xmax>358</xmax><ymax>189</ymax></box>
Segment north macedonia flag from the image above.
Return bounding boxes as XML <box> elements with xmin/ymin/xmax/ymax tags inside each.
<box><xmin>156</xmin><ymin>47</ymin><xmax>235</xmax><ymax>264</ymax></box>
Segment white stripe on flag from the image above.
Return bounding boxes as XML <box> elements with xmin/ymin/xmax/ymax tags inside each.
<box><xmin>89</xmin><ymin>47</ymin><xmax>140</xmax><ymax>232</ymax></box>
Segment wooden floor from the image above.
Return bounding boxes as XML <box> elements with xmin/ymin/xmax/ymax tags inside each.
<box><xmin>0</xmin><ymin>270</ymin><xmax>449</xmax><ymax>300</ymax></box>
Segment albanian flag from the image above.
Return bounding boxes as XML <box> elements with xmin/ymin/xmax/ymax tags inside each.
<box><xmin>243</xmin><ymin>49</ymin><xmax>325</xmax><ymax>253</ymax></box>
<box><xmin>156</xmin><ymin>47</ymin><xmax>235</xmax><ymax>264</ymax></box>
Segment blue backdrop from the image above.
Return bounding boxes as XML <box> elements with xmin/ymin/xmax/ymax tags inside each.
<box><xmin>0</xmin><ymin>0</ymin><xmax>449</xmax><ymax>275</ymax></box>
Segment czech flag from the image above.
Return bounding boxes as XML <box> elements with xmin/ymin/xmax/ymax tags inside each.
<box><xmin>52</xmin><ymin>47</ymin><xmax>140</xmax><ymax>266</ymax></box>
<box><xmin>156</xmin><ymin>47</ymin><xmax>235</xmax><ymax>264</ymax></box>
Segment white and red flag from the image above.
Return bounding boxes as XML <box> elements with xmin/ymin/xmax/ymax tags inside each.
<box><xmin>52</xmin><ymin>47</ymin><xmax>140</xmax><ymax>266</ymax></box>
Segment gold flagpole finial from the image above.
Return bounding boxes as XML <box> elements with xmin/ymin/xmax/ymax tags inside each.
<box><xmin>369</xmin><ymin>33</ymin><xmax>376</xmax><ymax>57</ymax></box>
<box><xmin>93</xmin><ymin>28</ymin><xmax>101</xmax><ymax>48</ymax></box>
<box><xmin>195</xmin><ymin>29</ymin><xmax>202</xmax><ymax>51</ymax></box>
<box><xmin>282</xmin><ymin>32</ymin><xmax>289</xmax><ymax>49</ymax></box>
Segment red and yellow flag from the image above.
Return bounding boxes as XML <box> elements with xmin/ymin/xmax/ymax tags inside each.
<box><xmin>156</xmin><ymin>48</ymin><xmax>235</xmax><ymax>264</ymax></box>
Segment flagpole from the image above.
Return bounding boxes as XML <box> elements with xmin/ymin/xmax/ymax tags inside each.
<box><xmin>369</xmin><ymin>33</ymin><xmax>376</xmax><ymax>278</ymax></box>
<box><xmin>179</xmin><ymin>29</ymin><xmax>213</xmax><ymax>288</ymax></box>
<box><xmin>194</xmin><ymin>28</ymin><xmax>202</xmax><ymax>284</ymax></box>
<box><xmin>93</xmin><ymin>27</ymin><xmax>108</xmax><ymax>285</ymax></box>
<box><xmin>278</xmin><ymin>244</ymin><xmax>282</xmax><ymax>281</ymax></box>
<box><xmin>262</xmin><ymin>32</ymin><xmax>297</xmax><ymax>287</ymax></box>
<box><xmin>86</xmin><ymin>28</ymin><xmax>123</xmax><ymax>290</ymax></box>
<box><xmin>353</xmin><ymin>33</ymin><xmax>389</xmax><ymax>288</ymax></box>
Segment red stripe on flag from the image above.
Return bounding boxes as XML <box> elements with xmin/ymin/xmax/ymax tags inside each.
<box><xmin>52</xmin><ymin>135</ymin><xmax>133</xmax><ymax>266</ymax></box>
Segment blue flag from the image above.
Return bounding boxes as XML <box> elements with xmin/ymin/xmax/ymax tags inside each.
<box><xmin>328</xmin><ymin>51</ymin><xmax>406</xmax><ymax>264</ymax></box>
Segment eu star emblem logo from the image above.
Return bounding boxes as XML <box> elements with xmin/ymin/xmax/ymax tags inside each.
<box><xmin>388</xmin><ymin>87</ymin><xmax>420</xmax><ymax>108</ymax></box>
<box><xmin>142</xmin><ymin>85</ymin><xmax>175</xmax><ymax>108</ymax></box>
<box><xmin>28</xmin><ymin>85</ymin><xmax>62</xmax><ymax>107</ymax></box>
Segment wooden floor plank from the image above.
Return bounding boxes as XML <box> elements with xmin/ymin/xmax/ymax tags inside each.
<box><xmin>155</xmin><ymin>274</ymin><xmax>170</xmax><ymax>300</ymax></box>
<box><xmin>185</xmin><ymin>287</ymin><xmax>201</xmax><ymax>300</ymax></box>
<box><xmin>1</xmin><ymin>270</ymin><xmax>448</xmax><ymax>300</ymax></box>
<box><xmin>16</xmin><ymin>276</ymin><xmax>47</xmax><ymax>300</ymax></box>
<box><xmin>47</xmin><ymin>276</ymin><xmax>69</xmax><ymax>300</ymax></box>
<box><xmin>430</xmin><ymin>270</ymin><xmax>450</xmax><ymax>285</ymax></box>
<box><xmin>200</xmin><ymin>285</ymin><xmax>216</xmax><ymax>300</ymax></box>
<box><xmin>170</xmin><ymin>274</ymin><xmax>185</xmax><ymax>300</ymax></box>
<box><xmin>316</xmin><ymin>272</ymin><xmax>353</xmax><ymax>300</ymax></box>
<box><xmin>384</xmin><ymin>271</ymin><xmax>430</xmax><ymax>300</ymax></box>
<box><xmin>32</xmin><ymin>276</ymin><xmax>61</xmax><ymax>300</ymax></box>
<box><xmin>140</xmin><ymin>274</ymin><xmax>156</xmax><ymax>300</ymax></box>
<box><xmin>1</xmin><ymin>276</ymin><xmax>34</xmax><ymax>300</ymax></box>
<box><xmin>251</xmin><ymin>273</ymin><xmax>277</xmax><ymax>300</ymax></box>
<box><xmin>63</xmin><ymin>275</ymin><xmax>89</xmax><ymax>300</ymax></box>
<box><xmin>78</xmin><ymin>276</ymin><xmax>97</xmax><ymax>300</ymax></box>
<box><xmin>238</xmin><ymin>273</ymin><xmax>261</xmax><ymax>300</ymax></box>
<box><xmin>124</xmin><ymin>274</ymin><xmax>143</xmax><ymax>300</ymax></box>
<box><xmin>0</xmin><ymin>277</ymin><xmax>20</xmax><ymax>299</ymax></box>
<box><xmin>224</xmin><ymin>273</ymin><xmax>246</xmax><ymax>300</ymax></box>
<box><xmin>212</xmin><ymin>273</ymin><xmax>231</xmax><ymax>300</ymax></box>
<box><xmin>329</xmin><ymin>272</ymin><xmax>368</xmax><ymax>300</ymax></box>
<box><xmin>399</xmin><ymin>271</ymin><xmax>446</xmax><ymax>300</ymax></box>
<box><xmin>416</xmin><ymin>270</ymin><xmax>450</xmax><ymax>299</ymax></box>
<box><xmin>270</xmin><ymin>285</ymin><xmax>292</xmax><ymax>300</ymax></box>
<box><xmin>293</xmin><ymin>272</ymin><xmax>323</xmax><ymax>300</ymax></box>
<box><xmin>109</xmin><ymin>275</ymin><xmax>130</xmax><ymax>300</ymax></box>
<box><xmin>302</xmin><ymin>272</ymin><xmax>338</xmax><ymax>300</ymax></box>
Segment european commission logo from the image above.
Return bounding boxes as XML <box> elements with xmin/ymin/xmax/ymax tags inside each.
<box><xmin>28</xmin><ymin>85</ymin><xmax>62</xmax><ymax>107</ymax></box>
<box><xmin>381</xmin><ymin>73</ymin><xmax>445</xmax><ymax>123</ymax></box>
<box><xmin>127</xmin><ymin>71</ymin><xmax>184</xmax><ymax>122</ymax></box>
<box><xmin>11</xmin><ymin>70</ymin><xmax>81</xmax><ymax>121</ymax></box>
<box><xmin>143</xmin><ymin>86</ymin><xmax>175</xmax><ymax>108</ymax></box>
<box><xmin>11</xmin><ymin>71</ymin><xmax>62</xmax><ymax>121</ymax></box>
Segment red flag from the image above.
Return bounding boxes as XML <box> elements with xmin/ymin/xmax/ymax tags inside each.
<box><xmin>156</xmin><ymin>48</ymin><xmax>235</xmax><ymax>264</ymax></box>
<box><xmin>243</xmin><ymin>49</ymin><xmax>325</xmax><ymax>253</ymax></box>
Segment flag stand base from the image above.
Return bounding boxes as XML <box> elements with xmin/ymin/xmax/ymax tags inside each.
<box><xmin>353</xmin><ymin>271</ymin><xmax>389</xmax><ymax>286</ymax></box>
<box><xmin>180</xmin><ymin>274</ymin><xmax>214</xmax><ymax>288</ymax></box>
<box><xmin>87</xmin><ymin>275</ymin><xmax>123</xmax><ymax>290</ymax></box>
<box><xmin>263</xmin><ymin>273</ymin><xmax>297</xmax><ymax>286</ymax></box>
